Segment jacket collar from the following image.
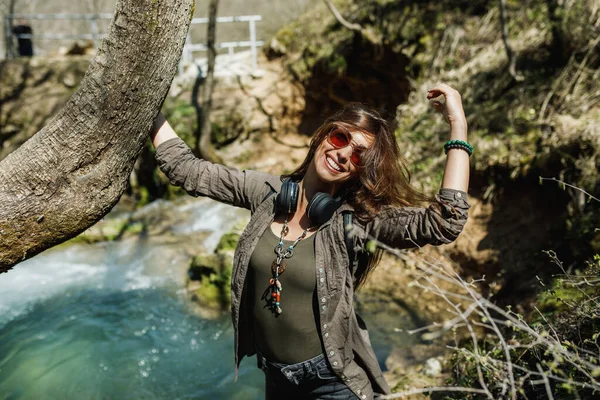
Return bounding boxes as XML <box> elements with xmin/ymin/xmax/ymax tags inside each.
<box><xmin>266</xmin><ymin>176</ymin><xmax>284</xmax><ymax>193</ymax></box>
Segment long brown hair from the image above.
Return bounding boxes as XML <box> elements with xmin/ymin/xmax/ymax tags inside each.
<box><xmin>286</xmin><ymin>103</ymin><xmax>434</xmax><ymax>289</ymax></box>
<box><xmin>287</xmin><ymin>102</ymin><xmax>433</xmax><ymax>218</ymax></box>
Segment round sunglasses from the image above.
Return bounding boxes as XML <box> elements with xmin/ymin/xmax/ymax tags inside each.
<box><xmin>326</xmin><ymin>127</ymin><xmax>366</xmax><ymax>166</ymax></box>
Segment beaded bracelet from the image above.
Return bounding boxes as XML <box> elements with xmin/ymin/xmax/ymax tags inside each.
<box><xmin>444</xmin><ymin>139</ymin><xmax>473</xmax><ymax>156</ymax></box>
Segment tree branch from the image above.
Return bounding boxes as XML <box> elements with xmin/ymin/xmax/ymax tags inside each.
<box><xmin>322</xmin><ymin>0</ymin><xmax>362</xmax><ymax>32</ymax></box>
<box><xmin>195</xmin><ymin>0</ymin><xmax>223</xmax><ymax>163</ymax></box>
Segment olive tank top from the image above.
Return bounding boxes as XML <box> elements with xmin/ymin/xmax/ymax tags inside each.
<box><xmin>248</xmin><ymin>226</ymin><xmax>322</xmax><ymax>364</ymax></box>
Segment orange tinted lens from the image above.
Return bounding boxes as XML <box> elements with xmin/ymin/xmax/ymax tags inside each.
<box><xmin>328</xmin><ymin>130</ymin><xmax>350</xmax><ymax>148</ymax></box>
<box><xmin>350</xmin><ymin>151</ymin><xmax>362</xmax><ymax>165</ymax></box>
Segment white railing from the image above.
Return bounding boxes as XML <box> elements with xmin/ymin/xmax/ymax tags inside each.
<box><xmin>5</xmin><ymin>13</ymin><xmax>112</xmax><ymax>51</ymax></box>
<box><xmin>5</xmin><ymin>13</ymin><xmax>263</xmax><ymax>75</ymax></box>
<box><xmin>182</xmin><ymin>15</ymin><xmax>264</xmax><ymax>75</ymax></box>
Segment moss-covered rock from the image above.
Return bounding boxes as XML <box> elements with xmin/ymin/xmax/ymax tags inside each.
<box><xmin>216</xmin><ymin>232</ymin><xmax>240</xmax><ymax>253</ymax></box>
<box><xmin>186</xmin><ymin>232</ymin><xmax>240</xmax><ymax>316</ymax></box>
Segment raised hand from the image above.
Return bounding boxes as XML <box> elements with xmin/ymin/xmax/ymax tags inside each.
<box><xmin>427</xmin><ymin>84</ymin><xmax>467</xmax><ymax>130</ymax></box>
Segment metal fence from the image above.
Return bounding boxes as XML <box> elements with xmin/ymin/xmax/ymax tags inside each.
<box><xmin>183</xmin><ymin>15</ymin><xmax>264</xmax><ymax>74</ymax></box>
<box><xmin>4</xmin><ymin>13</ymin><xmax>264</xmax><ymax>75</ymax></box>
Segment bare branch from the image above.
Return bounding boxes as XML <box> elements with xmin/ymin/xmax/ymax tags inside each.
<box><xmin>322</xmin><ymin>0</ymin><xmax>362</xmax><ymax>32</ymax></box>
<box><xmin>380</xmin><ymin>386</ymin><xmax>490</xmax><ymax>399</ymax></box>
<box><xmin>539</xmin><ymin>176</ymin><xmax>600</xmax><ymax>203</ymax></box>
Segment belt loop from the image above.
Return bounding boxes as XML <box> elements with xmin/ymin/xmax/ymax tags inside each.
<box><xmin>304</xmin><ymin>360</ymin><xmax>312</xmax><ymax>374</ymax></box>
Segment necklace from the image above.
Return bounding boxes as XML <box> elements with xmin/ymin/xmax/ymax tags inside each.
<box><xmin>266</xmin><ymin>218</ymin><xmax>309</xmax><ymax>316</ymax></box>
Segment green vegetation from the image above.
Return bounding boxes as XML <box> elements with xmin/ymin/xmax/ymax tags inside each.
<box><xmin>162</xmin><ymin>97</ymin><xmax>197</xmax><ymax>146</ymax></box>
<box><xmin>444</xmin><ymin>253</ymin><xmax>600</xmax><ymax>399</ymax></box>
<box><xmin>187</xmin><ymin>232</ymin><xmax>240</xmax><ymax>312</ymax></box>
<box><xmin>216</xmin><ymin>232</ymin><xmax>241</xmax><ymax>252</ymax></box>
<box><xmin>2</xmin><ymin>1</ymin><xmax>597</xmax><ymax>395</ymax></box>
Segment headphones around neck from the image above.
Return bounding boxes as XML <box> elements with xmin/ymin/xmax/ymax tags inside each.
<box><xmin>275</xmin><ymin>178</ymin><xmax>343</xmax><ymax>226</ymax></box>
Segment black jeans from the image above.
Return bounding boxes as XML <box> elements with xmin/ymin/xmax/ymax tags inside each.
<box><xmin>256</xmin><ymin>350</ymin><xmax>359</xmax><ymax>399</ymax></box>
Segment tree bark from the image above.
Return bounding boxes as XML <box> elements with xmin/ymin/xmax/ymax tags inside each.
<box><xmin>0</xmin><ymin>0</ymin><xmax>194</xmax><ymax>272</ymax></box>
<box><xmin>195</xmin><ymin>0</ymin><xmax>222</xmax><ymax>163</ymax></box>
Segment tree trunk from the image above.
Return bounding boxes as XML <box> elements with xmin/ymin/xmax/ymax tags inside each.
<box><xmin>0</xmin><ymin>0</ymin><xmax>194</xmax><ymax>272</ymax></box>
<box><xmin>545</xmin><ymin>0</ymin><xmax>568</xmax><ymax>65</ymax></box>
<box><xmin>195</xmin><ymin>0</ymin><xmax>222</xmax><ymax>163</ymax></box>
<box><xmin>6</xmin><ymin>0</ymin><xmax>18</xmax><ymax>58</ymax></box>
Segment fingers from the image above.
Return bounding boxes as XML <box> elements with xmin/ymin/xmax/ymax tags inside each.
<box><xmin>426</xmin><ymin>84</ymin><xmax>464</xmax><ymax>125</ymax></box>
<box><xmin>426</xmin><ymin>83</ymin><xmax>461</xmax><ymax>100</ymax></box>
<box><xmin>431</xmin><ymin>100</ymin><xmax>444</xmax><ymax>113</ymax></box>
<box><xmin>430</xmin><ymin>101</ymin><xmax>450</xmax><ymax>123</ymax></box>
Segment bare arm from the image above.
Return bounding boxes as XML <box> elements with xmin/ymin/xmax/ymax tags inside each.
<box><xmin>150</xmin><ymin>111</ymin><xmax>179</xmax><ymax>148</ymax></box>
<box><xmin>427</xmin><ymin>84</ymin><xmax>470</xmax><ymax>192</ymax></box>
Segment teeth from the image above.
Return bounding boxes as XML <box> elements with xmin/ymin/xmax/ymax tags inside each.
<box><xmin>326</xmin><ymin>156</ymin><xmax>342</xmax><ymax>171</ymax></box>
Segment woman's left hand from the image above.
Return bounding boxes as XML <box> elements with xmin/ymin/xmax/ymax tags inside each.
<box><xmin>427</xmin><ymin>84</ymin><xmax>467</xmax><ymax>129</ymax></box>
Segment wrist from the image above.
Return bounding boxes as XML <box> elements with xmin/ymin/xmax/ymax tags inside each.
<box><xmin>450</xmin><ymin>120</ymin><xmax>468</xmax><ymax>139</ymax></box>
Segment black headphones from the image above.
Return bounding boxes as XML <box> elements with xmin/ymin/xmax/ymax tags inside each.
<box><xmin>275</xmin><ymin>178</ymin><xmax>343</xmax><ymax>226</ymax></box>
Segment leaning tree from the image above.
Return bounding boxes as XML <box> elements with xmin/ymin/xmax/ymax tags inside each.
<box><xmin>0</xmin><ymin>0</ymin><xmax>194</xmax><ymax>272</ymax></box>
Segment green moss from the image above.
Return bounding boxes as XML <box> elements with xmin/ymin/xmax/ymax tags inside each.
<box><xmin>186</xmin><ymin>232</ymin><xmax>241</xmax><ymax>311</ymax></box>
<box><xmin>216</xmin><ymin>232</ymin><xmax>240</xmax><ymax>253</ymax></box>
<box><xmin>59</xmin><ymin>217</ymin><xmax>145</xmax><ymax>247</ymax></box>
<box><xmin>324</xmin><ymin>53</ymin><xmax>347</xmax><ymax>75</ymax></box>
<box><xmin>233</xmin><ymin>150</ymin><xmax>253</xmax><ymax>165</ymax></box>
<box><xmin>137</xmin><ymin>186</ymin><xmax>150</xmax><ymax>208</ymax></box>
<box><xmin>190</xmin><ymin>254</ymin><xmax>220</xmax><ymax>273</ymax></box>
<box><xmin>145</xmin><ymin>6</ymin><xmax>159</xmax><ymax>32</ymax></box>
<box><xmin>192</xmin><ymin>276</ymin><xmax>223</xmax><ymax>309</ymax></box>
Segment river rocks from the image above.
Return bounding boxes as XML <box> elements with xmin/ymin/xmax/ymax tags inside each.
<box><xmin>423</xmin><ymin>357</ymin><xmax>442</xmax><ymax>377</ymax></box>
<box><xmin>186</xmin><ymin>232</ymin><xmax>240</xmax><ymax>318</ymax></box>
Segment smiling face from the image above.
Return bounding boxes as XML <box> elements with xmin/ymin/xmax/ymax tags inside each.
<box><xmin>308</xmin><ymin>124</ymin><xmax>375</xmax><ymax>193</ymax></box>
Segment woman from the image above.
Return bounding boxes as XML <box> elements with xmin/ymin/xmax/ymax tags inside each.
<box><xmin>151</xmin><ymin>84</ymin><xmax>471</xmax><ymax>399</ymax></box>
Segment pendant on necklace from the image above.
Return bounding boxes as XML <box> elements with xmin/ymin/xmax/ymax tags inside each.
<box><xmin>271</xmin><ymin>260</ymin><xmax>287</xmax><ymax>275</ymax></box>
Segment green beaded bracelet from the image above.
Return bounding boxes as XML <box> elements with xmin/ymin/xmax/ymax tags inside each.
<box><xmin>444</xmin><ymin>139</ymin><xmax>473</xmax><ymax>156</ymax></box>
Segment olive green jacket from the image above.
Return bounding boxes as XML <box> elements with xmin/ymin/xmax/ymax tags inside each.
<box><xmin>156</xmin><ymin>137</ymin><xmax>470</xmax><ymax>399</ymax></box>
